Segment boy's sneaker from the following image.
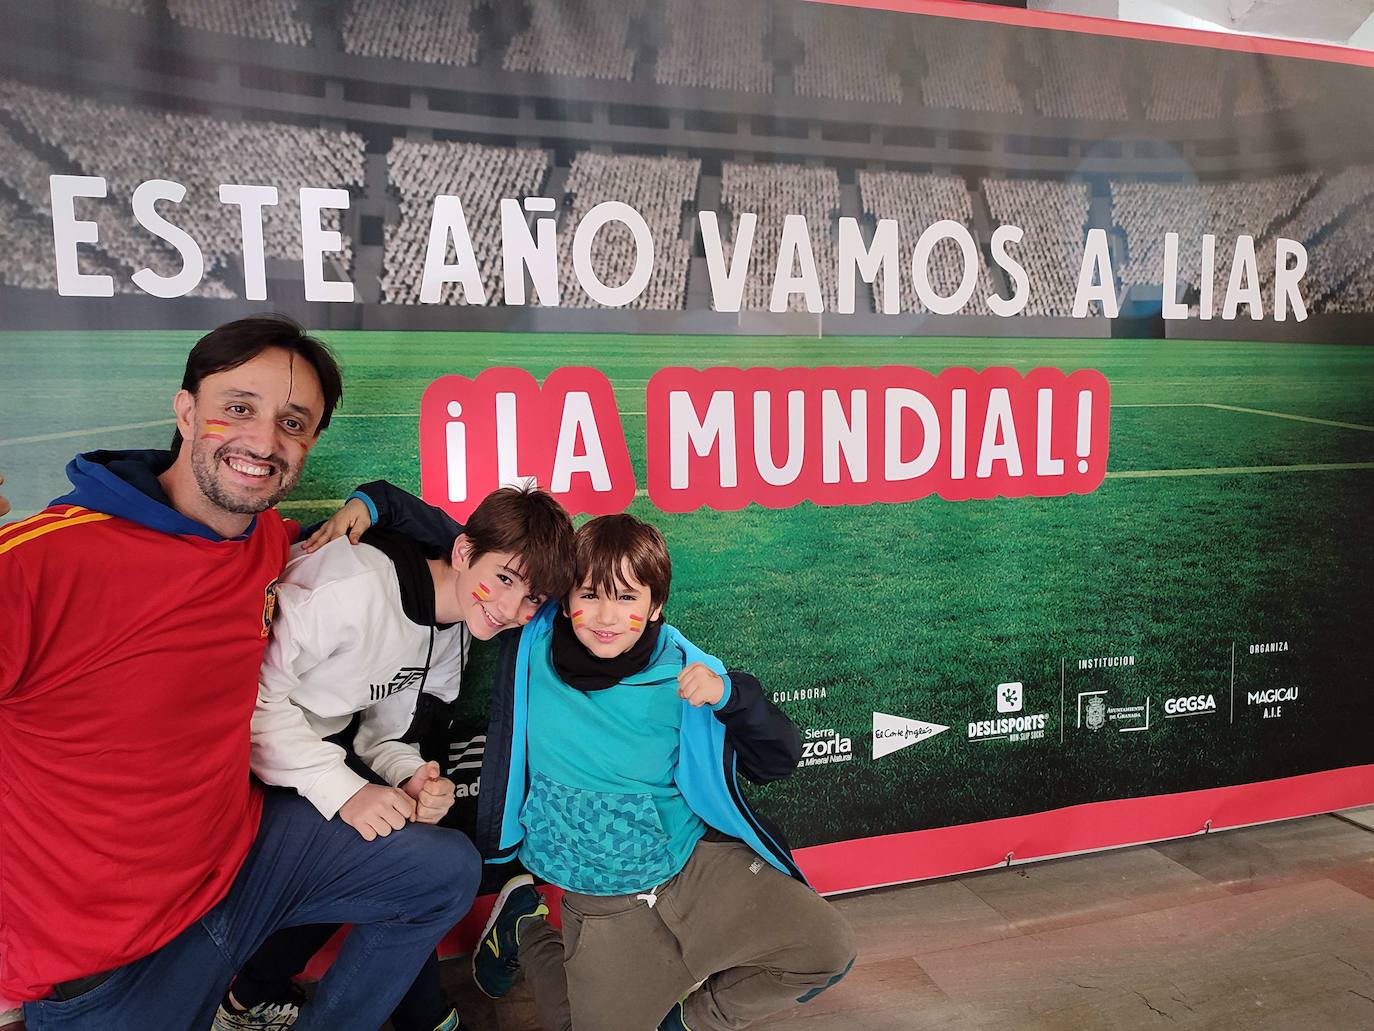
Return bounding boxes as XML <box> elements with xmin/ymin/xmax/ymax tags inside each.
<box><xmin>210</xmin><ymin>991</ymin><xmax>302</xmax><ymax>1031</ymax></box>
<box><xmin>658</xmin><ymin>996</ymin><xmax>693</xmax><ymax>1031</ymax></box>
<box><xmin>471</xmin><ymin>873</ymin><xmax>548</xmax><ymax>998</ymax></box>
<box><xmin>430</xmin><ymin>1009</ymin><xmax>461</xmax><ymax>1031</ymax></box>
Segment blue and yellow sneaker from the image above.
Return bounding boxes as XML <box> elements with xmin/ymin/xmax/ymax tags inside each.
<box><xmin>658</xmin><ymin>995</ymin><xmax>693</xmax><ymax>1031</ymax></box>
<box><xmin>471</xmin><ymin>874</ymin><xmax>548</xmax><ymax>999</ymax></box>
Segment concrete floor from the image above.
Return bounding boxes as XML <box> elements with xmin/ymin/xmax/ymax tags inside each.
<box><xmin>437</xmin><ymin>808</ymin><xmax>1374</xmax><ymax>1031</ymax></box>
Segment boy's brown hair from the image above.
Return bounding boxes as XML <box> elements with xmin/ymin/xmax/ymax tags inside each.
<box><xmin>574</xmin><ymin>513</ymin><xmax>673</xmax><ymax>611</ymax></box>
<box><xmin>463</xmin><ymin>484</ymin><xmax>576</xmax><ymax>601</ymax></box>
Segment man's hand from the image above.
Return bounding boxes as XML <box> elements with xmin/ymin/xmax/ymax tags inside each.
<box><xmin>678</xmin><ymin>663</ymin><xmax>725</xmax><ymax>708</ymax></box>
<box><xmin>339</xmin><ymin>784</ymin><xmax>416</xmax><ymax>841</ymax></box>
<box><xmin>302</xmin><ymin>497</ymin><xmax>372</xmax><ymax>553</ymax></box>
<box><xmin>0</xmin><ymin>471</ymin><xmax>11</xmax><ymax>518</ymax></box>
<box><xmin>403</xmin><ymin>761</ymin><xmax>456</xmax><ymax>824</ymax></box>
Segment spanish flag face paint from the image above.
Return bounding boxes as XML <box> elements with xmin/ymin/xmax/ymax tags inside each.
<box><xmin>459</xmin><ymin>550</ymin><xmax>539</xmax><ymax>642</ymax></box>
<box><xmin>568</xmin><ymin>573</ymin><xmax>657</xmax><ymax>659</ymax></box>
<box><xmin>201</xmin><ymin>419</ymin><xmax>229</xmax><ymax>441</ymax></box>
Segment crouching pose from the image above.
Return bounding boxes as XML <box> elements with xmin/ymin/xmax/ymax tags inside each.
<box><xmin>215</xmin><ymin>484</ymin><xmax>575</xmax><ymax>1031</ymax></box>
<box><xmin>1</xmin><ymin>317</ymin><xmax>479</xmax><ymax>1031</ymax></box>
<box><xmin>472</xmin><ymin>513</ymin><xmax>855</xmax><ymax>1031</ymax></box>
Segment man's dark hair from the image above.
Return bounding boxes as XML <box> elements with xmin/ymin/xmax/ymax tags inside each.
<box><xmin>170</xmin><ymin>314</ymin><xmax>344</xmax><ymax>454</ymax></box>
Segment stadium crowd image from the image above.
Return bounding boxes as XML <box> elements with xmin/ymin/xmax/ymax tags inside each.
<box><xmin>2</xmin><ymin>0</ymin><xmax>1374</xmax><ymax>329</ymax></box>
<box><xmin>2</xmin><ymin>0</ymin><xmax>1373</xmax><ymax>1029</ymax></box>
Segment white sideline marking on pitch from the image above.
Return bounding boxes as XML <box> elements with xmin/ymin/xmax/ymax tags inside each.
<box><xmin>1107</xmin><ymin>462</ymin><xmax>1374</xmax><ymax>479</ymax></box>
<box><xmin>0</xmin><ymin>418</ymin><xmax>175</xmax><ymax>446</ymax></box>
<box><xmin>1114</xmin><ymin>401</ymin><xmax>1374</xmax><ymax>432</ymax></box>
<box><xmin>0</xmin><ymin>410</ymin><xmax>646</xmax><ymax>450</ymax></box>
<box><xmin>279</xmin><ymin>499</ymin><xmax>346</xmax><ymax>510</ymax></box>
<box><xmin>1200</xmin><ymin>403</ymin><xmax>1374</xmax><ymax>433</ymax></box>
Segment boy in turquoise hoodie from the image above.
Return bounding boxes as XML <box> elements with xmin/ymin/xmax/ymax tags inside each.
<box><xmin>472</xmin><ymin>513</ymin><xmax>854</xmax><ymax>1031</ymax></box>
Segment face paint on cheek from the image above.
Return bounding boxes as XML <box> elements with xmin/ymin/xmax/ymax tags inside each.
<box><xmin>472</xmin><ymin>581</ymin><xmax>492</xmax><ymax>603</ymax></box>
<box><xmin>571</xmin><ymin>609</ymin><xmax>585</xmax><ymax>627</ymax></box>
<box><xmin>628</xmin><ymin>613</ymin><xmax>644</xmax><ymax>633</ymax></box>
<box><xmin>201</xmin><ymin>420</ymin><xmax>228</xmax><ymax>441</ymax></box>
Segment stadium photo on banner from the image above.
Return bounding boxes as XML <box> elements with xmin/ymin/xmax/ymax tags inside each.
<box><xmin>1</xmin><ymin>0</ymin><xmax>1372</xmax><ymax>1028</ymax></box>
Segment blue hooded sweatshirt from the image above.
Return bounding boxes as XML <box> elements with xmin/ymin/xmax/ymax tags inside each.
<box><xmin>55</xmin><ymin>449</ymin><xmax>251</xmax><ymax>540</ymax></box>
<box><xmin>476</xmin><ymin>605</ymin><xmax>808</xmax><ymax>886</ymax></box>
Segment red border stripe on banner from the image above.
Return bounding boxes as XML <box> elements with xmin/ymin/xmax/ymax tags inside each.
<box><xmin>814</xmin><ymin>0</ymin><xmax>1374</xmax><ymax>69</ymax></box>
<box><xmin>293</xmin><ymin>771</ymin><xmax>1373</xmax><ymax>982</ymax></box>
<box><xmin>793</xmin><ymin>764</ymin><xmax>1374</xmax><ymax>895</ymax></box>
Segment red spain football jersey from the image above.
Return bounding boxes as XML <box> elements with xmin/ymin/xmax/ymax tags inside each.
<box><xmin>0</xmin><ymin>504</ymin><xmax>295</xmax><ymax>1001</ymax></box>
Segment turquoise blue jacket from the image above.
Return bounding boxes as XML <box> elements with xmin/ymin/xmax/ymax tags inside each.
<box><xmin>475</xmin><ymin>605</ymin><xmax>807</xmax><ymax>885</ymax></box>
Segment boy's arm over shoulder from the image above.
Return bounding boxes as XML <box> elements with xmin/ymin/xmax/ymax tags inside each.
<box><xmin>350</xmin><ymin>480</ymin><xmax>463</xmax><ymax>557</ymax></box>
<box><xmin>714</xmin><ymin>669</ymin><xmax>802</xmax><ymax>784</ymax></box>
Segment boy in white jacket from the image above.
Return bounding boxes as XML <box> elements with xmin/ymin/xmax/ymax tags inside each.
<box><xmin>214</xmin><ymin>485</ymin><xmax>574</xmax><ymax>1031</ymax></box>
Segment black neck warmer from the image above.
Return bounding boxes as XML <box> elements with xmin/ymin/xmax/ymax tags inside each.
<box><xmin>551</xmin><ymin>609</ymin><xmax>663</xmax><ymax>692</ymax></box>
<box><xmin>361</xmin><ymin>527</ymin><xmax>456</xmax><ymax>630</ymax></box>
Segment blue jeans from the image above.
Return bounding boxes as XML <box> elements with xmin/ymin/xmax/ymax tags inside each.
<box><xmin>23</xmin><ymin>790</ymin><xmax>480</xmax><ymax>1031</ymax></box>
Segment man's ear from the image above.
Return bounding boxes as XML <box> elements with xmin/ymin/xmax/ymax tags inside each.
<box><xmin>451</xmin><ymin>533</ymin><xmax>472</xmax><ymax>569</ymax></box>
<box><xmin>172</xmin><ymin>389</ymin><xmax>196</xmax><ymax>439</ymax></box>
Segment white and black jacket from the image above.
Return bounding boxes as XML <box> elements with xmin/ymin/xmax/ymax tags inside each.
<box><xmin>250</xmin><ymin>529</ymin><xmax>469</xmax><ymax>818</ymax></box>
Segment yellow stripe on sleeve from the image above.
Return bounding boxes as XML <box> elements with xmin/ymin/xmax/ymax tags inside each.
<box><xmin>0</xmin><ymin>512</ymin><xmax>112</xmax><ymax>557</ymax></box>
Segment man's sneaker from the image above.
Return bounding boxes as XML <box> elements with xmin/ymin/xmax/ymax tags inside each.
<box><xmin>430</xmin><ymin>1009</ymin><xmax>461</xmax><ymax>1031</ymax></box>
<box><xmin>210</xmin><ymin>993</ymin><xmax>301</xmax><ymax>1031</ymax></box>
<box><xmin>471</xmin><ymin>873</ymin><xmax>548</xmax><ymax>998</ymax></box>
<box><xmin>658</xmin><ymin>995</ymin><xmax>693</xmax><ymax>1031</ymax></box>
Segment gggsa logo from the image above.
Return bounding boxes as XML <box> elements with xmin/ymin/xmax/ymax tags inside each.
<box><xmin>1164</xmin><ymin>694</ymin><xmax>1217</xmax><ymax>717</ymax></box>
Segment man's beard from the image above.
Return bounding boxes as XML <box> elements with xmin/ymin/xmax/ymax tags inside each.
<box><xmin>191</xmin><ymin>440</ymin><xmax>301</xmax><ymax>515</ymax></box>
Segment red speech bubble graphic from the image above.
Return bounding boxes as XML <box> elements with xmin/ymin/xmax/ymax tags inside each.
<box><xmin>419</xmin><ymin>367</ymin><xmax>637</xmax><ymax>521</ymax></box>
<box><xmin>645</xmin><ymin>366</ymin><xmax>1110</xmax><ymax>512</ymax></box>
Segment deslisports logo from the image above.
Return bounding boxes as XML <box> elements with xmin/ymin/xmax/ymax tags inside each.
<box><xmin>969</xmin><ymin>681</ymin><xmax>1048</xmax><ymax>742</ymax></box>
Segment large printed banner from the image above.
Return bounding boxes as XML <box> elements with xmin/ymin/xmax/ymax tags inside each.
<box><xmin>2</xmin><ymin>0</ymin><xmax>1373</xmax><ymax>904</ymax></box>
<box><xmin>416</xmin><ymin>365</ymin><xmax>1112</xmax><ymax>514</ymax></box>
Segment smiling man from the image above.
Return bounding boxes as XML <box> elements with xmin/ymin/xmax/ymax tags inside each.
<box><xmin>0</xmin><ymin>315</ymin><xmax>481</xmax><ymax>1031</ymax></box>
<box><xmin>165</xmin><ymin>344</ymin><xmax>315</xmax><ymax>529</ymax></box>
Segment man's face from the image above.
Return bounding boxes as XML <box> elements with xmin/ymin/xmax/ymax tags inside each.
<box><xmin>454</xmin><ymin>542</ymin><xmax>547</xmax><ymax>640</ymax></box>
<box><xmin>175</xmin><ymin>347</ymin><xmax>324</xmax><ymax>516</ymax></box>
<box><xmin>567</xmin><ymin>564</ymin><xmax>662</xmax><ymax>659</ymax></box>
